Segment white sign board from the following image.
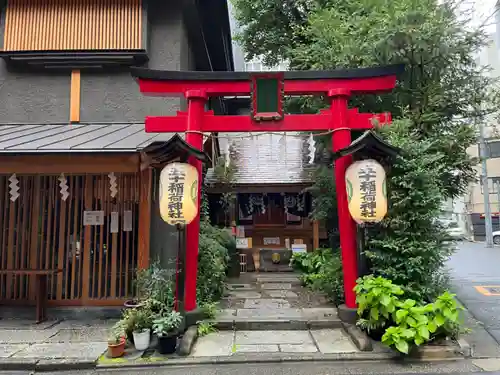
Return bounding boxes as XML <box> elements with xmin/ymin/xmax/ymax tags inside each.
<box><xmin>236</xmin><ymin>238</ymin><xmax>252</xmax><ymax>249</ymax></box>
<box><xmin>83</xmin><ymin>211</ymin><xmax>104</xmax><ymax>226</ymax></box>
<box><xmin>123</xmin><ymin>210</ymin><xmax>133</xmax><ymax>232</ymax></box>
<box><xmin>110</xmin><ymin>212</ymin><xmax>119</xmax><ymax>233</ymax></box>
<box><xmin>263</xmin><ymin>237</ymin><xmax>280</xmax><ymax>245</ymax></box>
<box><xmin>291</xmin><ymin>244</ymin><xmax>307</xmax><ymax>253</ymax></box>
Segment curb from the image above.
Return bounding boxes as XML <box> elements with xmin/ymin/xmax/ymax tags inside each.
<box><xmin>0</xmin><ymin>345</ymin><xmax>470</xmax><ymax>372</ymax></box>
<box><xmin>214</xmin><ymin>318</ymin><xmax>342</xmax><ymax>331</ymax></box>
<box><xmin>0</xmin><ymin>358</ymin><xmax>96</xmax><ymax>372</ymax></box>
<box><xmin>95</xmin><ymin>350</ymin><xmax>470</xmax><ymax>369</ymax></box>
<box><xmin>342</xmin><ymin>322</ymin><xmax>373</xmax><ymax>351</ymax></box>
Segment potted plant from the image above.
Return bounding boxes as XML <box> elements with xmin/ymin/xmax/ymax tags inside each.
<box><xmin>107</xmin><ymin>322</ymin><xmax>126</xmax><ymax>358</ymax></box>
<box><xmin>152</xmin><ymin>311</ymin><xmax>183</xmax><ymax>354</ymax></box>
<box><xmin>132</xmin><ymin>308</ymin><xmax>153</xmax><ymax>351</ymax></box>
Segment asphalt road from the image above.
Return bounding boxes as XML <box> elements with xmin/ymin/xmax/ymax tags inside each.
<box><xmin>448</xmin><ymin>241</ymin><xmax>500</xmax><ymax>343</ymax></box>
<box><xmin>0</xmin><ymin>362</ymin><xmax>491</xmax><ymax>375</ymax></box>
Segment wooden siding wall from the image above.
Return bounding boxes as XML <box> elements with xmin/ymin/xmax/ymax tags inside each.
<box><xmin>0</xmin><ymin>173</ymin><xmax>140</xmax><ymax>305</ymax></box>
<box><xmin>3</xmin><ymin>0</ymin><xmax>143</xmax><ymax>51</ymax></box>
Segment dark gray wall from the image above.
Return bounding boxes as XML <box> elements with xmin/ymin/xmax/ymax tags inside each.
<box><xmin>471</xmin><ymin>213</ymin><xmax>500</xmax><ymax>241</ymax></box>
<box><xmin>149</xmin><ymin>168</ymin><xmax>178</xmax><ymax>271</ymax></box>
<box><xmin>0</xmin><ymin>0</ymin><xmax>193</xmax><ymax>125</ymax></box>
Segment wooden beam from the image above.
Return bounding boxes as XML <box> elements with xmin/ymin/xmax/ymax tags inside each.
<box><xmin>70</xmin><ymin>70</ymin><xmax>81</xmax><ymax>123</ymax></box>
<box><xmin>145</xmin><ymin>109</ymin><xmax>391</xmax><ymax>133</ymax></box>
<box><xmin>137</xmin><ymin>168</ymin><xmax>152</xmax><ymax>270</ymax></box>
<box><xmin>313</xmin><ymin>220</ymin><xmax>319</xmax><ymax>251</ymax></box>
<box><xmin>0</xmin><ymin>153</ymin><xmax>140</xmax><ymax>174</ymax></box>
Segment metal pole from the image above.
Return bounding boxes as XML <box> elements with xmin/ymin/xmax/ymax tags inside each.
<box><xmin>478</xmin><ymin>117</ymin><xmax>493</xmax><ymax>247</ymax></box>
<box><xmin>496</xmin><ymin>182</ymin><xmax>500</xmax><ymax>232</ymax></box>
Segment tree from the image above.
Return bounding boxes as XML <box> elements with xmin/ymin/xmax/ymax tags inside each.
<box><xmin>233</xmin><ymin>0</ymin><xmax>496</xmax><ymax>198</ymax></box>
<box><xmin>232</xmin><ymin>0</ymin><xmax>498</xmax><ymax>298</ymax></box>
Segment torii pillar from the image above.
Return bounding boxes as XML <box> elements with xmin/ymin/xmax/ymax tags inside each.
<box><xmin>131</xmin><ymin>65</ymin><xmax>403</xmax><ymax>316</ymax></box>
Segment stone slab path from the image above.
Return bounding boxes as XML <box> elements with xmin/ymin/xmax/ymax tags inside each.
<box><xmin>0</xmin><ymin>318</ymin><xmax>112</xmax><ymax>361</ymax></box>
<box><xmin>190</xmin><ymin>272</ymin><xmax>358</xmax><ymax>356</ymax></box>
<box><xmin>221</xmin><ymin>272</ymin><xmax>331</xmax><ymax>310</ymax></box>
<box><xmin>191</xmin><ymin>329</ymin><xmax>358</xmax><ymax>357</ymax></box>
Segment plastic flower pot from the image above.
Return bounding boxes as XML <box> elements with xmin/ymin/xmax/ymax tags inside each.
<box><xmin>157</xmin><ymin>334</ymin><xmax>178</xmax><ymax>354</ymax></box>
<box><xmin>133</xmin><ymin>329</ymin><xmax>151</xmax><ymax>351</ymax></box>
<box><xmin>107</xmin><ymin>338</ymin><xmax>126</xmax><ymax>358</ymax></box>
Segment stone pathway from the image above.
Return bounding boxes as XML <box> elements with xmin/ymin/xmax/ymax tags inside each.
<box><xmin>190</xmin><ymin>272</ymin><xmax>359</xmax><ymax>356</ymax></box>
<box><xmin>221</xmin><ymin>273</ymin><xmax>331</xmax><ymax>309</ymax></box>
<box><xmin>0</xmin><ymin>318</ymin><xmax>112</xmax><ymax>362</ymax></box>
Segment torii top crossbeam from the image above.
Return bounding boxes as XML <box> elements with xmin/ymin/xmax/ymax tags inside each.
<box><xmin>131</xmin><ymin>64</ymin><xmax>403</xmax><ymax>315</ymax></box>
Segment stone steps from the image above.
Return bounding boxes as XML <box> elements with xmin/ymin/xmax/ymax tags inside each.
<box><xmin>215</xmin><ymin>307</ymin><xmax>341</xmax><ymax>330</ymax></box>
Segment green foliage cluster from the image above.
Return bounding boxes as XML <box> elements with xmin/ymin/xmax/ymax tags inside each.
<box><xmin>290</xmin><ymin>248</ymin><xmax>344</xmax><ymax>306</ymax></box>
<box><xmin>355</xmin><ymin>275</ymin><xmax>464</xmax><ymax>354</ymax></box>
<box><xmin>197</xmin><ymin>220</ymin><xmax>231</xmax><ymax>304</ymax></box>
<box><xmin>231</xmin><ymin>0</ymin><xmax>500</xmax><ymax>300</ymax></box>
<box><xmin>365</xmin><ymin>120</ymin><xmax>454</xmax><ymax>301</ymax></box>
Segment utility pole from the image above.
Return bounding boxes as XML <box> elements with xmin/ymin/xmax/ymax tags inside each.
<box><xmin>478</xmin><ymin>116</ymin><xmax>494</xmax><ymax>247</ymax></box>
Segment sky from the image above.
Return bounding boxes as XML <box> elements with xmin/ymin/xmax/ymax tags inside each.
<box><xmin>469</xmin><ymin>0</ymin><xmax>497</xmax><ymax>33</ymax></box>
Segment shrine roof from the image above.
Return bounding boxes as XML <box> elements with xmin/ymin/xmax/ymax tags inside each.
<box><xmin>131</xmin><ymin>64</ymin><xmax>405</xmax><ymax>82</ymax></box>
<box><xmin>0</xmin><ymin>123</ymin><xmax>178</xmax><ymax>153</ymax></box>
<box><xmin>205</xmin><ymin>132</ymin><xmax>315</xmax><ymax>185</ymax></box>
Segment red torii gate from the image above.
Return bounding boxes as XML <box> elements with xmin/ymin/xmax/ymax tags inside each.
<box><xmin>131</xmin><ymin>64</ymin><xmax>403</xmax><ymax>313</ymax></box>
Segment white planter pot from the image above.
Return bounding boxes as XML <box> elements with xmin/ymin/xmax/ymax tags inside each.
<box><xmin>133</xmin><ymin>329</ymin><xmax>151</xmax><ymax>351</ymax></box>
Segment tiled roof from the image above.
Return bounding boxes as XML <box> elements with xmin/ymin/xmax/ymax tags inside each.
<box><xmin>0</xmin><ymin>124</ymin><xmax>177</xmax><ymax>152</ymax></box>
<box><xmin>206</xmin><ymin>132</ymin><xmax>314</xmax><ymax>185</ymax></box>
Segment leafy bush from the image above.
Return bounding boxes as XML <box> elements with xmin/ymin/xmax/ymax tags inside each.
<box><xmin>355</xmin><ymin>276</ymin><xmax>464</xmax><ymax>354</ymax></box>
<box><xmin>197</xmin><ymin>220</ymin><xmax>230</xmax><ymax>305</ymax></box>
<box><xmin>354</xmin><ymin>275</ymin><xmax>404</xmax><ymax>332</ymax></box>
<box><xmin>365</xmin><ymin>121</ymin><xmax>455</xmax><ymax>302</ymax></box>
<box><xmin>290</xmin><ymin>248</ymin><xmax>344</xmax><ymax>305</ymax></box>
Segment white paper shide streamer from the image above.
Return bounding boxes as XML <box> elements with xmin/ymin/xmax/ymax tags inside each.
<box><xmin>58</xmin><ymin>173</ymin><xmax>69</xmax><ymax>201</ymax></box>
<box><xmin>8</xmin><ymin>173</ymin><xmax>19</xmax><ymax>202</ymax></box>
<box><xmin>308</xmin><ymin>133</ymin><xmax>316</xmax><ymax>165</ymax></box>
<box><xmin>108</xmin><ymin>172</ymin><xmax>118</xmax><ymax>198</ymax></box>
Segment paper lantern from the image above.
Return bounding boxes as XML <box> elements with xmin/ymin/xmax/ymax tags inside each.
<box><xmin>345</xmin><ymin>159</ymin><xmax>387</xmax><ymax>224</ymax></box>
<box><xmin>159</xmin><ymin>162</ymin><xmax>199</xmax><ymax>226</ymax></box>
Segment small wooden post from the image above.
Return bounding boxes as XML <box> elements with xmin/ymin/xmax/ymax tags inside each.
<box><xmin>313</xmin><ymin>220</ymin><xmax>320</xmax><ymax>250</ymax></box>
<box><xmin>137</xmin><ymin>169</ymin><xmax>152</xmax><ymax>270</ymax></box>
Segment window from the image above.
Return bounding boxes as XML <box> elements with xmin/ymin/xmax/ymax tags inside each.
<box><xmin>3</xmin><ymin>0</ymin><xmax>143</xmax><ymax>52</ymax></box>
<box><xmin>487</xmin><ymin>140</ymin><xmax>500</xmax><ymax>158</ymax></box>
<box><xmin>480</xmin><ymin>177</ymin><xmax>500</xmax><ymax>194</ymax></box>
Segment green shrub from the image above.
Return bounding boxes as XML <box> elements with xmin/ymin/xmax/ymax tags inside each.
<box><xmin>355</xmin><ymin>276</ymin><xmax>464</xmax><ymax>355</ymax></box>
<box><xmin>290</xmin><ymin>248</ymin><xmax>344</xmax><ymax>305</ymax></box>
<box><xmin>197</xmin><ymin>220</ymin><xmax>230</xmax><ymax>304</ymax></box>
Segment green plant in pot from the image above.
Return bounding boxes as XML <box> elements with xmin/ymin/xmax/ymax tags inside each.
<box><xmin>132</xmin><ymin>308</ymin><xmax>153</xmax><ymax>351</ymax></box>
<box><xmin>152</xmin><ymin>311</ymin><xmax>183</xmax><ymax>354</ymax></box>
<box><xmin>107</xmin><ymin>321</ymin><xmax>126</xmax><ymax>358</ymax></box>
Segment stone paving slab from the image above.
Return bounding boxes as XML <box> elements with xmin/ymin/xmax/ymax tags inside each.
<box><xmin>11</xmin><ymin>342</ymin><xmax>108</xmax><ymax>360</ymax></box>
<box><xmin>266</xmin><ymin>290</ymin><xmax>298</xmax><ymax>298</ymax></box>
<box><xmin>235</xmin><ymin>330</ymin><xmax>313</xmax><ymax>345</ymax></box>
<box><xmin>226</xmin><ymin>284</ymin><xmax>254</xmax><ymax>291</ymax></box>
<box><xmin>233</xmin><ymin>344</ymin><xmax>279</xmax><ymax>353</ymax></box>
<box><xmin>0</xmin><ymin>329</ymin><xmax>58</xmax><ymax>344</ymax></box>
<box><xmin>190</xmin><ymin>331</ymin><xmax>234</xmax><ymax>357</ymax></box>
<box><xmin>45</xmin><ymin>328</ymin><xmax>109</xmax><ymax>343</ymax></box>
<box><xmin>226</xmin><ymin>291</ymin><xmax>261</xmax><ymax>299</ymax></box>
<box><xmin>236</xmin><ymin>308</ymin><xmax>302</xmax><ymax>319</ymax></box>
<box><xmin>0</xmin><ymin>319</ymin><xmax>59</xmax><ymax>330</ymax></box>
<box><xmin>243</xmin><ymin>298</ymin><xmax>290</xmax><ymax>309</ymax></box>
<box><xmin>279</xmin><ymin>343</ymin><xmax>318</xmax><ymax>353</ymax></box>
<box><xmin>261</xmin><ymin>283</ymin><xmax>292</xmax><ymax>290</ymax></box>
<box><xmin>311</xmin><ymin>329</ymin><xmax>358</xmax><ymax>353</ymax></box>
<box><xmin>0</xmin><ymin>344</ymin><xmax>29</xmax><ymax>358</ymax></box>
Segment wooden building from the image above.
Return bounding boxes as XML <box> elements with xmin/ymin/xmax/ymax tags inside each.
<box><xmin>0</xmin><ymin>0</ymin><xmax>233</xmax><ymax>308</ymax></box>
<box><xmin>206</xmin><ymin>130</ymin><xmax>328</xmax><ymax>272</ymax></box>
